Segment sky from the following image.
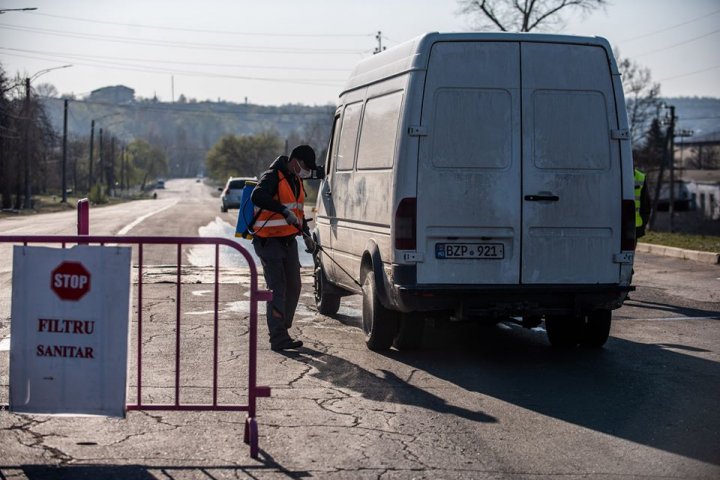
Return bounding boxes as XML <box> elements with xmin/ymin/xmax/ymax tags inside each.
<box><xmin>0</xmin><ymin>0</ymin><xmax>718</xmax><ymax>106</ymax></box>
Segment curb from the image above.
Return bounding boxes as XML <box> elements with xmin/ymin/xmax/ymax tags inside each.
<box><xmin>636</xmin><ymin>242</ymin><xmax>720</xmax><ymax>265</ymax></box>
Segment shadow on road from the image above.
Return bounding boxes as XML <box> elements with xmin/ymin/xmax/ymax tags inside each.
<box><xmin>0</xmin><ymin>462</ymin><xmax>312</xmax><ymax>480</ymax></box>
<box><xmin>374</xmin><ymin>320</ymin><xmax>720</xmax><ymax>466</ymax></box>
<box><xmin>283</xmin><ymin>347</ymin><xmax>497</xmax><ymax>424</ymax></box>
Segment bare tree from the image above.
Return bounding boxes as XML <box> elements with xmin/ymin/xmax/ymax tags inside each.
<box><xmin>457</xmin><ymin>0</ymin><xmax>607</xmax><ymax>32</ymax></box>
<box><xmin>616</xmin><ymin>50</ymin><xmax>662</xmax><ymax>147</ymax></box>
<box><xmin>35</xmin><ymin>82</ymin><xmax>59</xmax><ymax>98</ymax></box>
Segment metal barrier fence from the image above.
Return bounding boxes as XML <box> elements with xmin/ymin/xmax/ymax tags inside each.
<box><xmin>0</xmin><ymin>233</ymin><xmax>272</xmax><ymax>459</ymax></box>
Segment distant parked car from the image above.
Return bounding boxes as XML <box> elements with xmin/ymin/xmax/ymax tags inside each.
<box><xmin>156</xmin><ymin>179</ymin><xmax>165</xmax><ymax>189</ymax></box>
<box><xmin>219</xmin><ymin>176</ymin><xmax>256</xmax><ymax>212</ymax></box>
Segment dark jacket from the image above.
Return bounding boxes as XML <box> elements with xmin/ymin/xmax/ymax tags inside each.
<box><xmin>251</xmin><ymin>155</ymin><xmax>309</xmax><ymax>235</ymax></box>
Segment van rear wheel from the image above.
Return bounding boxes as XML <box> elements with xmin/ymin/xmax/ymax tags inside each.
<box><xmin>362</xmin><ymin>273</ymin><xmax>399</xmax><ymax>351</ymax></box>
<box><xmin>314</xmin><ymin>259</ymin><xmax>341</xmax><ymax>315</ymax></box>
<box><xmin>545</xmin><ymin>315</ymin><xmax>581</xmax><ymax>348</ymax></box>
<box><xmin>580</xmin><ymin>309</ymin><xmax>611</xmax><ymax>348</ymax></box>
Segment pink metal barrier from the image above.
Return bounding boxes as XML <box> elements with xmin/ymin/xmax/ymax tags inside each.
<box><xmin>0</xmin><ymin>232</ymin><xmax>273</xmax><ymax>458</ymax></box>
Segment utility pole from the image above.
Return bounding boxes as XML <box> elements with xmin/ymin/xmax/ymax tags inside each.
<box><xmin>61</xmin><ymin>98</ymin><xmax>68</xmax><ymax>203</ymax></box>
<box><xmin>648</xmin><ymin>104</ymin><xmax>675</xmax><ymax>232</ymax></box>
<box><xmin>667</xmin><ymin>105</ymin><xmax>676</xmax><ymax>232</ymax></box>
<box><xmin>88</xmin><ymin>120</ymin><xmax>95</xmax><ymax>191</ymax></box>
<box><xmin>120</xmin><ymin>146</ymin><xmax>126</xmax><ymax>193</ymax></box>
<box><xmin>373</xmin><ymin>31</ymin><xmax>386</xmax><ymax>55</ymax></box>
<box><xmin>23</xmin><ymin>77</ymin><xmax>31</xmax><ymax>209</ymax></box>
<box><xmin>109</xmin><ymin>136</ymin><xmax>115</xmax><ymax>195</ymax></box>
<box><xmin>99</xmin><ymin>128</ymin><xmax>104</xmax><ymax>190</ymax></box>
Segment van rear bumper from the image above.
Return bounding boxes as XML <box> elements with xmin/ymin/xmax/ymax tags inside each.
<box><xmin>388</xmin><ymin>282</ymin><xmax>634</xmax><ymax>317</ymax></box>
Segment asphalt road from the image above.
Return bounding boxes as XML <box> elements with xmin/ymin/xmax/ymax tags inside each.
<box><xmin>1</xmin><ymin>178</ymin><xmax>719</xmax><ymax>479</ymax></box>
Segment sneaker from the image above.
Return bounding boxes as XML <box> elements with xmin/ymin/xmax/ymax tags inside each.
<box><xmin>271</xmin><ymin>339</ymin><xmax>303</xmax><ymax>351</ymax></box>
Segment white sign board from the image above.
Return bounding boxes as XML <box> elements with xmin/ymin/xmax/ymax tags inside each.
<box><xmin>10</xmin><ymin>245</ymin><xmax>132</xmax><ymax>417</ymax></box>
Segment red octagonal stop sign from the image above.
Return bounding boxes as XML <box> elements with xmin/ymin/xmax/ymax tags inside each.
<box><xmin>51</xmin><ymin>261</ymin><xmax>91</xmax><ymax>301</ymax></box>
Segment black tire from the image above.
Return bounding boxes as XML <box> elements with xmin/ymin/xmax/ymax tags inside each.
<box><xmin>580</xmin><ymin>309</ymin><xmax>611</xmax><ymax>348</ymax></box>
<box><xmin>362</xmin><ymin>272</ymin><xmax>399</xmax><ymax>351</ymax></box>
<box><xmin>394</xmin><ymin>313</ymin><xmax>425</xmax><ymax>350</ymax></box>
<box><xmin>545</xmin><ymin>314</ymin><xmax>581</xmax><ymax>348</ymax></box>
<box><xmin>314</xmin><ymin>257</ymin><xmax>341</xmax><ymax>315</ymax></box>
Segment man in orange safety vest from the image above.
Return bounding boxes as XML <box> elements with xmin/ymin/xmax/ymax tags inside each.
<box><xmin>251</xmin><ymin>145</ymin><xmax>317</xmax><ymax>351</ymax></box>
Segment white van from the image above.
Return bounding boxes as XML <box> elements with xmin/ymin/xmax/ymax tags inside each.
<box><xmin>312</xmin><ymin>32</ymin><xmax>636</xmax><ymax>351</ymax></box>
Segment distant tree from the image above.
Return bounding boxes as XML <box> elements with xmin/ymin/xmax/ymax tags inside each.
<box><xmin>35</xmin><ymin>82</ymin><xmax>59</xmax><ymax>98</ymax></box>
<box><xmin>205</xmin><ymin>131</ymin><xmax>282</xmax><ymax>181</ymax></box>
<box><xmin>0</xmin><ymin>65</ymin><xmax>12</xmax><ymax>209</ymax></box>
<box><xmin>457</xmin><ymin>0</ymin><xmax>607</xmax><ymax>32</ymax></box>
<box><xmin>633</xmin><ymin>118</ymin><xmax>666</xmax><ymax>171</ymax></box>
<box><xmin>616</xmin><ymin>50</ymin><xmax>662</xmax><ymax>147</ymax></box>
<box><xmin>126</xmin><ymin>139</ymin><xmax>168</xmax><ymax>191</ymax></box>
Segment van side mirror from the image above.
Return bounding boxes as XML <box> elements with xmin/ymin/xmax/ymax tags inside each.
<box><xmin>314</xmin><ymin>166</ymin><xmax>325</xmax><ymax>180</ymax></box>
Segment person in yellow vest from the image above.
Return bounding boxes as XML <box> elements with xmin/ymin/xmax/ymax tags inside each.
<box><xmin>634</xmin><ymin>168</ymin><xmax>651</xmax><ymax>241</ymax></box>
<box><xmin>251</xmin><ymin>145</ymin><xmax>316</xmax><ymax>351</ymax></box>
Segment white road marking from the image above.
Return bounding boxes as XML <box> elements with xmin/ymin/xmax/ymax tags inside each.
<box><xmin>117</xmin><ymin>200</ymin><xmax>179</xmax><ymax>235</ymax></box>
<box><xmin>0</xmin><ymin>336</ymin><xmax>10</xmax><ymax>351</ymax></box>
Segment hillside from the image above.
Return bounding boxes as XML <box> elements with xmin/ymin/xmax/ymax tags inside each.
<box><xmin>41</xmin><ymin>92</ymin><xmax>335</xmax><ymax>178</ymax></box>
<box><xmin>664</xmin><ymin>97</ymin><xmax>720</xmax><ymax>138</ymax></box>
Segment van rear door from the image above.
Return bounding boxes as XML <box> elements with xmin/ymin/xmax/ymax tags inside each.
<box><xmin>415</xmin><ymin>39</ymin><xmax>621</xmax><ymax>286</ymax></box>
<box><xmin>520</xmin><ymin>42</ymin><xmax>621</xmax><ymax>284</ymax></box>
<box><xmin>415</xmin><ymin>41</ymin><xmax>522</xmax><ymax>285</ymax></box>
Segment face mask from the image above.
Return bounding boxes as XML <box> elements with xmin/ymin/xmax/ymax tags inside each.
<box><xmin>298</xmin><ymin>167</ymin><xmax>312</xmax><ymax>179</ymax></box>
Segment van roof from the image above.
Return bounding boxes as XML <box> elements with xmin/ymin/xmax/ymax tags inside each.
<box><xmin>341</xmin><ymin>32</ymin><xmax>616</xmax><ymax>96</ymax></box>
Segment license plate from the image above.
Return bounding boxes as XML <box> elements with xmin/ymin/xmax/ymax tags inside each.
<box><xmin>435</xmin><ymin>243</ymin><xmax>504</xmax><ymax>259</ymax></box>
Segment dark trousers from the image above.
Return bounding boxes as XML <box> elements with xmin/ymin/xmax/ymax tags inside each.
<box><xmin>252</xmin><ymin>236</ymin><xmax>301</xmax><ymax>347</ymax></box>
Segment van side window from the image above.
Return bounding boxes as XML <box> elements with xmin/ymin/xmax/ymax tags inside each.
<box><xmin>356</xmin><ymin>91</ymin><xmax>403</xmax><ymax>170</ymax></box>
<box><xmin>431</xmin><ymin>88</ymin><xmax>512</xmax><ymax>169</ymax></box>
<box><xmin>336</xmin><ymin>101</ymin><xmax>363</xmax><ymax>171</ymax></box>
<box><xmin>326</xmin><ymin>114</ymin><xmax>342</xmax><ymax>176</ymax></box>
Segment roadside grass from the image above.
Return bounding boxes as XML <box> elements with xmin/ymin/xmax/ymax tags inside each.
<box><xmin>0</xmin><ymin>193</ymin><xmax>150</xmax><ymax>218</ymax></box>
<box><xmin>641</xmin><ymin>231</ymin><xmax>720</xmax><ymax>253</ymax></box>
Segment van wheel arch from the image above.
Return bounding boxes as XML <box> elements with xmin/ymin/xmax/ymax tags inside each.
<box><xmin>361</xmin><ymin>241</ymin><xmax>391</xmax><ymax>309</ymax></box>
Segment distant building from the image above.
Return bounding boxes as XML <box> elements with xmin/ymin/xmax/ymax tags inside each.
<box><xmin>676</xmin><ymin>131</ymin><xmax>720</xmax><ymax>170</ymax></box>
<box><xmin>650</xmin><ymin>169</ymin><xmax>720</xmax><ymax>220</ymax></box>
<box><xmin>683</xmin><ymin>169</ymin><xmax>720</xmax><ymax>220</ymax></box>
<box><xmin>88</xmin><ymin>85</ymin><xmax>135</xmax><ymax>104</ymax></box>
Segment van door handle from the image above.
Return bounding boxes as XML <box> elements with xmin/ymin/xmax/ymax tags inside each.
<box><xmin>525</xmin><ymin>194</ymin><xmax>559</xmax><ymax>202</ymax></box>
<box><xmin>323</xmin><ymin>190</ymin><xmax>332</xmax><ymax>197</ymax></box>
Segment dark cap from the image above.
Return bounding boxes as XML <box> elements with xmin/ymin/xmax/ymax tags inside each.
<box><xmin>290</xmin><ymin>145</ymin><xmax>316</xmax><ymax>170</ymax></box>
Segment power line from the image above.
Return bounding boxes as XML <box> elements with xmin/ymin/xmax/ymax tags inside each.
<box><xmin>658</xmin><ymin>64</ymin><xmax>720</xmax><ymax>82</ymax></box>
<box><xmin>635</xmin><ymin>27</ymin><xmax>720</xmax><ymax>58</ymax></box>
<box><xmin>0</xmin><ymin>46</ymin><xmax>353</xmax><ymax>72</ymax></box>
<box><xmin>0</xmin><ymin>51</ymin><xmax>346</xmax><ymax>87</ymax></box>
<box><xmin>619</xmin><ymin>8</ymin><xmax>720</xmax><ymax>43</ymax></box>
<box><xmin>26</xmin><ymin>11</ymin><xmax>374</xmax><ymax>38</ymax></box>
<box><xmin>0</xmin><ymin>23</ymin><xmax>366</xmax><ymax>55</ymax></box>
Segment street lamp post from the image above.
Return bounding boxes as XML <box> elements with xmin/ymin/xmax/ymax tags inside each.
<box><xmin>22</xmin><ymin>64</ymin><xmax>72</xmax><ymax>209</ymax></box>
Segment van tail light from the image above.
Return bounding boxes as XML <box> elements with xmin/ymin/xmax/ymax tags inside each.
<box><xmin>621</xmin><ymin>199</ymin><xmax>636</xmax><ymax>251</ymax></box>
<box><xmin>395</xmin><ymin>197</ymin><xmax>417</xmax><ymax>250</ymax></box>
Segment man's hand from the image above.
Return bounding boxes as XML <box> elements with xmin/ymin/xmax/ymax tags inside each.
<box><xmin>282</xmin><ymin>208</ymin><xmax>299</xmax><ymax>227</ymax></box>
<box><xmin>304</xmin><ymin>236</ymin><xmax>316</xmax><ymax>254</ymax></box>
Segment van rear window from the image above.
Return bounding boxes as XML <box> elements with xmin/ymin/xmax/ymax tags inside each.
<box><xmin>229</xmin><ymin>180</ymin><xmax>246</xmax><ymax>189</ymax></box>
<box><xmin>431</xmin><ymin>88</ymin><xmax>512</xmax><ymax>169</ymax></box>
<box><xmin>532</xmin><ymin>90</ymin><xmax>609</xmax><ymax>170</ymax></box>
